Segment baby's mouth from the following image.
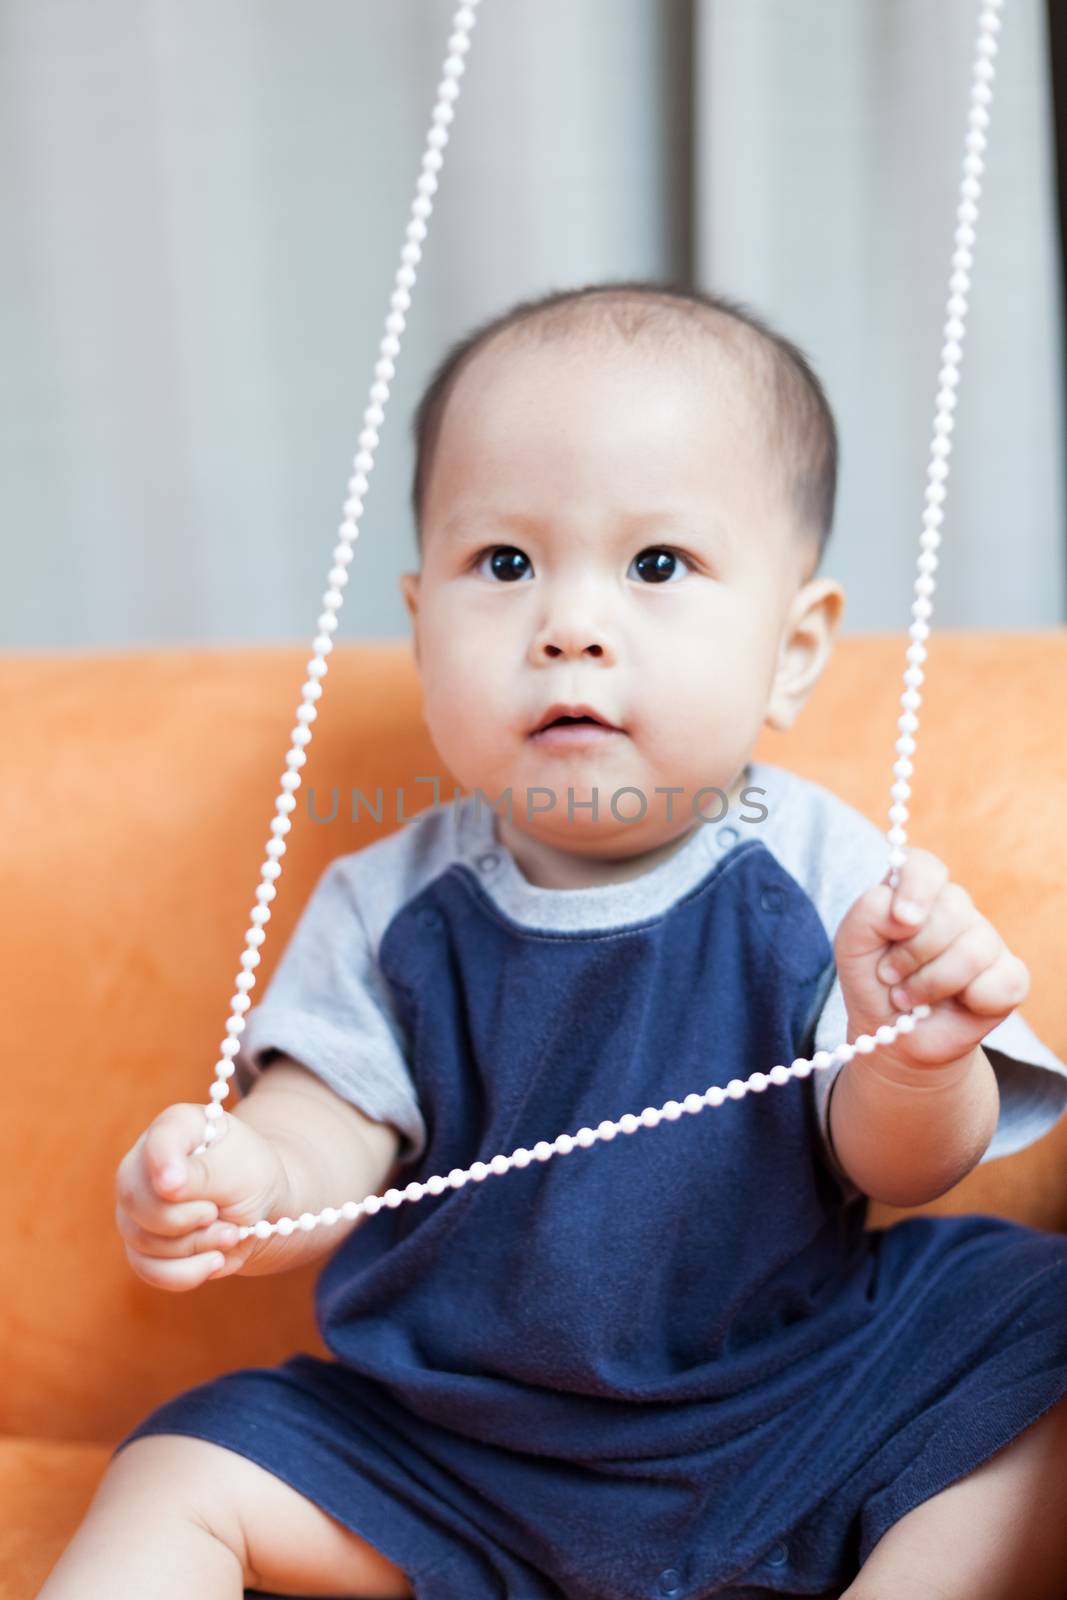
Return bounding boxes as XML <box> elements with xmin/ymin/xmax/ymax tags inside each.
<box><xmin>528</xmin><ymin>707</ymin><xmax>626</xmax><ymax>744</ymax></box>
<box><xmin>529</xmin><ymin>702</ymin><xmax>625</xmax><ymax>736</ymax></box>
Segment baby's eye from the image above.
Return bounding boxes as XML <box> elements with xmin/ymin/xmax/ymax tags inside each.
<box><xmin>471</xmin><ymin>544</ymin><xmax>695</xmax><ymax>584</ymax></box>
<box><xmin>473</xmin><ymin>545</ymin><xmax>533</xmax><ymax>582</ymax></box>
<box><xmin>628</xmin><ymin>546</ymin><xmax>693</xmax><ymax>584</ymax></box>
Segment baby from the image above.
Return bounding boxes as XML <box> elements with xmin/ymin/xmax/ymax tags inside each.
<box><xmin>42</xmin><ymin>283</ymin><xmax>1067</xmax><ymax>1600</ymax></box>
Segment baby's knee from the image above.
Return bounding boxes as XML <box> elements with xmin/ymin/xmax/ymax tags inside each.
<box><xmin>110</xmin><ymin>1432</ymin><xmax>413</xmax><ymax>1597</ymax></box>
<box><xmin>104</xmin><ymin>1434</ymin><xmax>256</xmax><ymax>1585</ymax></box>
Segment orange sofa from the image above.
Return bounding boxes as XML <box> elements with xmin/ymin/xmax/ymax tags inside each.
<box><xmin>3</xmin><ymin>633</ymin><xmax>1066</xmax><ymax>1596</ymax></box>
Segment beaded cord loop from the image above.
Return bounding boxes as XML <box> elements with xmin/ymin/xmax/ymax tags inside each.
<box><xmin>185</xmin><ymin>0</ymin><xmax>1003</xmax><ymax>1246</ymax></box>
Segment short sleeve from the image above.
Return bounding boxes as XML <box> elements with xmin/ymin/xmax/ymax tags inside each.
<box><xmin>232</xmin><ymin>861</ymin><xmax>427</xmax><ymax>1168</ymax></box>
<box><xmin>811</xmin><ymin>974</ymin><xmax>1067</xmax><ymax>1203</ymax></box>
<box><xmin>977</xmin><ymin>1009</ymin><xmax>1067</xmax><ymax>1162</ymax></box>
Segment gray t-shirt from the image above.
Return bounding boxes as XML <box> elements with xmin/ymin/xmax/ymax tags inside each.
<box><xmin>234</xmin><ymin>757</ymin><xmax>1067</xmax><ymax>1204</ymax></box>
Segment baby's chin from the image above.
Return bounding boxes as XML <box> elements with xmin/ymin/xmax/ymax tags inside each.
<box><xmin>492</xmin><ymin>793</ymin><xmax>706</xmax><ymax>855</ymax></box>
<box><xmin>462</xmin><ymin>765</ymin><xmax>749</xmax><ymax>831</ymax></box>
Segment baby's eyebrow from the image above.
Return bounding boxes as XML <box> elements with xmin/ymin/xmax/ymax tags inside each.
<box><xmin>440</xmin><ymin>509</ymin><xmax>539</xmax><ymax>540</ymax></box>
<box><xmin>439</xmin><ymin>508</ymin><xmax>734</xmax><ymax>548</ymax></box>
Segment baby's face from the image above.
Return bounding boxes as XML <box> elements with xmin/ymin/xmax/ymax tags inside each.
<box><xmin>401</xmin><ymin>335</ymin><xmax>827</xmax><ymax>866</ymax></box>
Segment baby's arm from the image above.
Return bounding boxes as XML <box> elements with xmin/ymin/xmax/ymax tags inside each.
<box><xmin>224</xmin><ymin>1055</ymin><xmax>405</xmax><ymax>1277</ymax></box>
<box><xmin>831</xmin><ymin>845</ymin><xmax>1022</xmax><ymax>1205</ymax></box>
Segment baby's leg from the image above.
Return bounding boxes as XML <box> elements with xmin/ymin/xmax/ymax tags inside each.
<box><xmin>37</xmin><ymin>1433</ymin><xmax>414</xmax><ymax>1599</ymax></box>
<box><xmin>839</xmin><ymin>1392</ymin><xmax>1067</xmax><ymax>1600</ymax></box>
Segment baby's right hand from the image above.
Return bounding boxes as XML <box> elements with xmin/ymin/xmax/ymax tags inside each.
<box><xmin>115</xmin><ymin>1103</ymin><xmax>290</xmax><ymax>1291</ymax></box>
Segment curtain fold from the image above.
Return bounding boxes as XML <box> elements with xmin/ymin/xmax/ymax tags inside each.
<box><xmin>694</xmin><ymin>0</ymin><xmax>1067</xmax><ymax>629</ymax></box>
<box><xmin>0</xmin><ymin>0</ymin><xmax>689</xmax><ymax>647</ymax></box>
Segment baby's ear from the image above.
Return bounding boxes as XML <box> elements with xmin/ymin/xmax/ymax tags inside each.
<box><xmin>399</xmin><ymin>570</ymin><xmax>419</xmax><ymax>620</ymax></box>
<box><xmin>764</xmin><ymin>577</ymin><xmax>844</xmax><ymax>731</ymax></box>
<box><xmin>398</xmin><ymin>571</ymin><xmax>420</xmax><ymax>665</ymax></box>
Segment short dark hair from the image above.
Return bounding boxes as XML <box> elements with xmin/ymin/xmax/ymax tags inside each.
<box><xmin>408</xmin><ymin>278</ymin><xmax>838</xmax><ymax>571</ymax></box>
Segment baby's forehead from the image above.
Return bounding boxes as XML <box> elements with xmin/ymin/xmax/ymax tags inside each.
<box><xmin>425</xmin><ymin>327</ymin><xmax>781</xmax><ymax>537</ymax></box>
<box><xmin>437</xmin><ymin>329</ymin><xmax>766</xmax><ymax>475</ymax></box>
<box><xmin>414</xmin><ymin>295</ymin><xmax>830</xmax><ymax>579</ymax></box>
<box><xmin>424</xmin><ymin>348</ymin><xmax>796</xmax><ymax>566</ymax></box>
<box><xmin>458</xmin><ymin>317</ymin><xmax>757</xmax><ymax>400</ymax></box>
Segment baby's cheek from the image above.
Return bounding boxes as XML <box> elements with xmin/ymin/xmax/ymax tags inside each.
<box><xmin>422</xmin><ymin>668</ymin><xmax>508</xmax><ymax>779</ymax></box>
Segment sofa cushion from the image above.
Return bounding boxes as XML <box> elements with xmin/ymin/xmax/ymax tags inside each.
<box><xmin>1</xmin><ymin>635</ymin><xmax>1064</xmax><ymax>1458</ymax></box>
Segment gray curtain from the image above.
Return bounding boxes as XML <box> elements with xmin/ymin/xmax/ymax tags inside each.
<box><xmin>1</xmin><ymin>0</ymin><xmax>1062</xmax><ymax>648</ymax></box>
<box><xmin>695</xmin><ymin>0</ymin><xmax>1066</xmax><ymax>630</ymax></box>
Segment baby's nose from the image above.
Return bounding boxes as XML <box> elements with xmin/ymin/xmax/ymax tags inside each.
<box><xmin>531</xmin><ymin>611</ymin><xmax>614</xmax><ymax>662</ymax></box>
<box><xmin>538</xmin><ymin>638</ymin><xmax>606</xmax><ymax>659</ymax></box>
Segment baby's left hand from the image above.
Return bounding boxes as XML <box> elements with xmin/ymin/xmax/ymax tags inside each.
<box><xmin>834</xmin><ymin>847</ymin><xmax>1030</xmax><ymax>1070</ymax></box>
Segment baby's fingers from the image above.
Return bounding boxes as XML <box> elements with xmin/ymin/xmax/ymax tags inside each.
<box><xmin>114</xmin><ymin>1159</ymin><xmax>218</xmax><ymax>1238</ymax></box>
<box><xmin>122</xmin><ymin>1239</ymin><xmax>229</xmax><ymax>1293</ymax></box>
<box><xmin>892</xmin><ymin>927</ymin><xmax>1028</xmax><ymax>1017</ymax></box>
<box><xmin>142</xmin><ymin>1103</ymin><xmax>228</xmax><ymax>1205</ymax></box>
<box><xmin>114</xmin><ymin>1202</ymin><xmax>241</xmax><ymax>1263</ymax></box>
<box><xmin>115</xmin><ymin>1103</ymin><xmax>226</xmax><ymax>1236</ymax></box>
<box><xmin>958</xmin><ymin>948</ymin><xmax>1030</xmax><ymax>1015</ymax></box>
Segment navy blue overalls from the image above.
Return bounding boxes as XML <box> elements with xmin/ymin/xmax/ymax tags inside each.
<box><xmin>115</xmin><ymin>837</ymin><xmax>1067</xmax><ymax>1599</ymax></box>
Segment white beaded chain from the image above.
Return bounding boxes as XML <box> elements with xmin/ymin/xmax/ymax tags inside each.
<box><xmin>188</xmin><ymin>0</ymin><xmax>1004</xmax><ymax>1249</ymax></box>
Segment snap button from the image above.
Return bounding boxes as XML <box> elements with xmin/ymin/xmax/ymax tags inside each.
<box><xmin>416</xmin><ymin>906</ymin><xmax>441</xmax><ymax>929</ymax></box>
<box><xmin>764</xmin><ymin>1541</ymin><xmax>788</xmax><ymax>1567</ymax></box>
<box><xmin>716</xmin><ymin>824</ymin><xmax>739</xmax><ymax>851</ymax></box>
<box><xmin>760</xmin><ymin>885</ymin><xmax>785</xmax><ymax>913</ymax></box>
<box><xmin>476</xmin><ymin>851</ymin><xmax>500</xmax><ymax>874</ymax></box>
<box><xmin>657</xmin><ymin>1571</ymin><xmax>682</xmax><ymax>1597</ymax></box>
